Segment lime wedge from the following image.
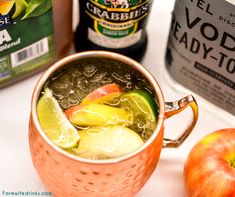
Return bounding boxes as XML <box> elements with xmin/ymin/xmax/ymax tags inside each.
<box><xmin>120</xmin><ymin>90</ymin><xmax>158</xmax><ymax>140</ymax></box>
<box><xmin>37</xmin><ymin>88</ymin><xmax>80</xmax><ymax>149</ymax></box>
<box><xmin>73</xmin><ymin>126</ymin><xmax>144</xmax><ymax>159</ymax></box>
<box><xmin>65</xmin><ymin>103</ymin><xmax>132</xmax><ymax>127</ymax></box>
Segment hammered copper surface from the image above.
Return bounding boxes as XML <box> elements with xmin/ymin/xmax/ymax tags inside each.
<box><xmin>28</xmin><ymin>51</ymin><xmax>198</xmax><ymax>197</ymax></box>
<box><xmin>29</xmin><ymin>116</ymin><xmax>164</xmax><ymax>197</ymax></box>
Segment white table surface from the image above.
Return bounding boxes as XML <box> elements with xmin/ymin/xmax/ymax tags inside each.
<box><xmin>0</xmin><ymin>1</ymin><xmax>234</xmax><ymax>197</ymax></box>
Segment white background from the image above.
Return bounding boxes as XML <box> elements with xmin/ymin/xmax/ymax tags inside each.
<box><xmin>0</xmin><ymin>0</ymin><xmax>234</xmax><ymax>197</ymax></box>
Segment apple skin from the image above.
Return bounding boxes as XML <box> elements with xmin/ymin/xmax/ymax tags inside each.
<box><xmin>81</xmin><ymin>83</ymin><xmax>122</xmax><ymax>105</ymax></box>
<box><xmin>184</xmin><ymin>128</ymin><xmax>235</xmax><ymax>197</ymax></box>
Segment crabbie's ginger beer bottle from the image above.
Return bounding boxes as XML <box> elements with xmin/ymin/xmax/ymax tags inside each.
<box><xmin>165</xmin><ymin>0</ymin><xmax>235</xmax><ymax>118</ymax></box>
<box><xmin>74</xmin><ymin>0</ymin><xmax>153</xmax><ymax>62</ymax></box>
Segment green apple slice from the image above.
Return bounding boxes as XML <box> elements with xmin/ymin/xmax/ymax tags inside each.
<box><xmin>73</xmin><ymin>126</ymin><xmax>144</xmax><ymax>159</ymax></box>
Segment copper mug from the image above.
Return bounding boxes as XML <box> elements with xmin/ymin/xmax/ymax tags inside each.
<box><xmin>29</xmin><ymin>51</ymin><xmax>198</xmax><ymax>197</ymax></box>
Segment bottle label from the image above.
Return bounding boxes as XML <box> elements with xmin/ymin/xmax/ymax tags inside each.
<box><xmin>85</xmin><ymin>0</ymin><xmax>152</xmax><ymax>48</ymax></box>
<box><xmin>0</xmin><ymin>0</ymin><xmax>55</xmax><ymax>85</ymax></box>
<box><xmin>166</xmin><ymin>0</ymin><xmax>235</xmax><ymax>115</ymax></box>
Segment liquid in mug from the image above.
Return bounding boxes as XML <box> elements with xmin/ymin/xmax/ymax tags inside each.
<box><xmin>37</xmin><ymin>58</ymin><xmax>159</xmax><ymax>160</ymax></box>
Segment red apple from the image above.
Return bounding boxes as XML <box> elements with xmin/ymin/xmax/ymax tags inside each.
<box><xmin>184</xmin><ymin>128</ymin><xmax>235</xmax><ymax>197</ymax></box>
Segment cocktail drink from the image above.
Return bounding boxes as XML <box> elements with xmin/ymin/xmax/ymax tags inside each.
<box><xmin>37</xmin><ymin>56</ymin><xmax>159</xmax><ymax>159</ymax></box>
<box><xmin>29</xmin><ymin>51</ymin><xmax>198</xmax><ymax>197</ymax></box>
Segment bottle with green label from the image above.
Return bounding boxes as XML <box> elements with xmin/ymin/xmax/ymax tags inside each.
<box><xmin>0</xmin><ymin>0</ymin><xmax>73</xmax><ymax>88</ymax></box>
<box><xmin>74</xmin><ymin>0</ymin><xmax>153</xmax><ymax>62</ymax></box>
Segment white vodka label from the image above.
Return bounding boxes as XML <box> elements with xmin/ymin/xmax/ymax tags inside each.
<box><xmin>166</xmin><ymin>0</ymin><xmax>235</xmax><ymax>115</ymax></box>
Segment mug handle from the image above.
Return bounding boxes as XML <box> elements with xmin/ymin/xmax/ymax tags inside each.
<box><xmin>163</xmin><ymin>95</ymin><xmax>199</xmax><ymax>148</ymax></box>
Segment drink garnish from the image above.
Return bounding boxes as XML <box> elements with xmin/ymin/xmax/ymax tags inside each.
<box><xmin>65</xmin><ymin>103</ymin><xmax>132</xmax><ymax>127</ymax></box>
<box><xmin>37</xmin><ymin>88</ymin><xmax>80</xmax><ymax>149</ymax></box>
<box><xmin>71</xmin><ymin>126</ymin><xmax>144</xmax><ymax>159</ymax></box>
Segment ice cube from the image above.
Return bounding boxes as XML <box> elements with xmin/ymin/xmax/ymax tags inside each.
<box><xmin>125</xmin><ymin>82</ymin><xmax>133</xmax><ymax>89</ymax></box>
<box><xmin>124</xmin><ymin>73</ymin><xmax>131</xmax><ymax>81</ymax></box>
<box><xmin>76</xmin><ymin>76</ymin><xmax>89</xmax><ymax>91</ymax></box>
<box><xmin>83</xmin><ymin>64</ymin><xmax>97</xmax><ymax>77</ymax></box>
<box><xmin>90</xmin><ymin>72</ymin><xmax>107</xmax><ymax>83</ymax></box>
<box><xmin>111</xmin><ymin>72</ymin><xmax>128</xmax><ymax>83</ymax></box>
<box><xmin>101</xmin><ymin>77</ymin><xmax>113</xmax><ymax>84</ymax></box>
<box><xmin>59</xmin><ymin>73</ymin><xmax>72</xmax><ymax>84</ymax></box>
<box><xmin>74</xmin><ymin>89</ymin><xmax>89</xmax><ymax>101</ymax></box>
<box><xmin>67</xmin><ymin>92</ymin><xmax>80</xmax><ymax>106</ymax></box>
<box><xmin>71</xmin><ymin>70</ymin><xmax>83</xmax><ymax>85</ymax></box>
<box><xmin>49</xmin><ymin>81</ymin><xmax>72</xmax><ymax>98</ymax></box>
<box><xmin>59</xmin><ymin>98</ymin><xmax>71</xmax><ymax>109</ymax></box>
<box><xmin>72</xmin><ymin>70</ymin><xmax>82</xmax><ymax>76</ymax></box>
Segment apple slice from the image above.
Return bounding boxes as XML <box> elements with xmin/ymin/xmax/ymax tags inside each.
<box><xmin>81</xmin><ymin>83</ymin><xmax>122</xmax><ymax>105</ymax></box>
<box><xmin>65</xmin><ymin>103</ymin><xmax>132</xmax><ymax>127</ymax></box>
<box><xmin>74</xmin><ymin>126</ymin><xmax>144</xmax><ymax>159</ymax></box>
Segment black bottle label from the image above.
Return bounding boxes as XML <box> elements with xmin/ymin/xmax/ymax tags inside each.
<box><xmin>85</xmin><ymin>0</ymin><xmax>152</xmax><ymax>48</ymax></box>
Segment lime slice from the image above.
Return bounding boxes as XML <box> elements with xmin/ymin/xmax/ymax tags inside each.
<box><xmin>37</xmin><ymin>88</ymin><xmax>80</xmax><ymax>149</ymax></box>
<box><xmin>120</xmin><ymin>90</ymin><xmax>158</xmax><ymax>140</ymax></box>
<box><xmin>65</xmin><ymin>103</ymin><xmax>132</xmax><ymax>127</ymax></box>
<box><xmin>73</xmin><ymin>126</ymin><xmax>144</xmax><ymax>159</ymax></box>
